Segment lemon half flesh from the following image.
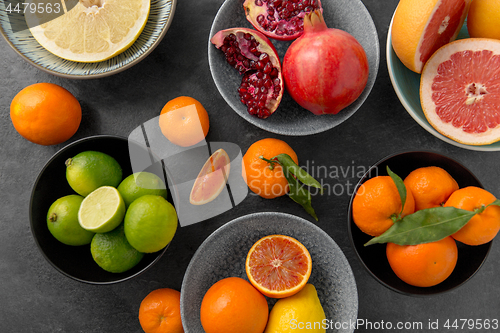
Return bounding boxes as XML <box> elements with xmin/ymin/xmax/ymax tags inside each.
<box><xmin>26</xmin><ymin>0</ymin><xmax>150</xmax><ymax>62</ymax></box>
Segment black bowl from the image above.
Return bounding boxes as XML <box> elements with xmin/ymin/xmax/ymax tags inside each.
<box><xmin>30</xmin><ymin>135</ymin><xmax>176</xmax><ymax>284</ymax></box>
<box><xmin>347</xmin><ymin>151</ymin><xmax>492</xmax><ymax>296</ymax></box>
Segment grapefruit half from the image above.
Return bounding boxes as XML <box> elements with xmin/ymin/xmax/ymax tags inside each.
<box><xmin>391</xmin><ymin>0</ymin><xmax>471</xmax><ymax>73</ymax></box>
<box><xmin>420</xmin><ymin>38</ymin><xmax>500</xmax><ymax>146</ymax></box>
<box><xmin>189</xmin><ymin>149</ymin><xmax>230</xmax><ymax>205</ymax></box>
<box><xmin>245</xmin><ymin>234</ymin><xmax>312</xmax><ymax>299</ymax></box>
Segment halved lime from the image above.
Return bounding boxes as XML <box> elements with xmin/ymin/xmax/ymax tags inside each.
<box><xmin>117</xmin><ymin>172</ymin><xmax>168</xmax><ymax>207</ymax></box>
<box><xmin>78</xmin><ymin>186</ymin><xmax>125</xmax><ymax>233</ymax></box>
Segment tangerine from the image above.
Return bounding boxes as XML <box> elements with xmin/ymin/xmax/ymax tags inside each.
<box><xmin>242</xmin><ymin>138</ymin><xmax>298</xmax><ymax>199</ymax></box>
<box><xmin>10</xmin><ymin>83</ymin><xmax>81</xmax><ymax>146</ymax></box>
<box><xmin>138</xmin><ymin>288</ymin><xmax>184</xmax><ymax>333</ymax></box>
<box><xmin>444</xmin><ymin>186</ymin><xmax>500</xmax><ymax>245</ymax></box>
<box><xmin>352</xmin><ymin>176</ymin><xmax>415</xmax><ymax>236</ymax></box>
<box><xmin>200</xmin><ymin>277</ymin><xmax>268</xmax><ymax>333</ymax></box>
<box><xmin>404</xmin><ymin>166</ymin><xmax>459</xmax><ymax>211</ymax></box>
<box><xmin>159</xmin><ymin>96</ymin><xmax>209</xmax><ymax>147</ymax></box>
<box><xmin>246</xmin><ymin>234</ymin><xmax>312</xmax><ymax>299</ymax></box>
<box><xmin>386</xmin><ymin>236</ymin><xmax>458</xmax><ymax>287</ymax></box>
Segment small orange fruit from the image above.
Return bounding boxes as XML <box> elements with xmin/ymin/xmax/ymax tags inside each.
<box><xmin>352</xmin><ymin>176</ymin><xmax>415</xmax><ymax>236</ymax></box>
<box><xmin>444</xmin><ymin>186</ymin><xmax>500</xmax><ymax>245</ymax></box>
<box><xmin>159</xmin><ymin>96</ymin><xmax>210</xmax><ymax>147</ymax></box>
<box><xmin>246</xmin><ymin>234</ymin><xmax>312</xmax><ymax>299</ymax></box>
<box><xmin>404</xmin><ymin>166</ymin><xmax>459</xmax><ymax>211</ymax></box>
<box><xmin>386</xmin><ymin>236</ymin><xmax>458</xmax><ymax>287</ymax></box>
<box><xmin>200</xmin><ymin>277</ymin><xmax>268</xmax><ymax>333</ymax></box>
<box><xmin>10</xmin><ymin>83</ymin><xmax>82</xmax><ymax>146</ymax></box>
<box><xmin>467</xmin><ymin>0</ymin><xmax>500</xmax><ymax>39</ymax></box>
<box><xmin>138</xmin><ymin>288</ymin><xmax>184</xmax><ymax>333</ymax></box>
<box><xmin>242</xmin><ymin>138</ymin><xmax>298</xmax><ymax>199</ymax></box>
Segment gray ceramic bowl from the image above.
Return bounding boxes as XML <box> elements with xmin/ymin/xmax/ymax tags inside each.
<box><xmin>0</xmin><ymin>0</ymin><xmax>176</xmax><ymax>78</ymax></box>
<box><xmin>180</xmin><ymin>212</ymin><xmax>358</xmax><ymax>333</ymax></box>
<box><xmin>208</xmin><ymin>0</ymin><xmax>379</xmax><ymax>135</ymax></box>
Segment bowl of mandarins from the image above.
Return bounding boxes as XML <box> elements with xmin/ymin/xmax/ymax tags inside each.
<box><xmin>348</xmin><ymin>151</ymin><xmax>500</xmax><ymax>296</ymax></box>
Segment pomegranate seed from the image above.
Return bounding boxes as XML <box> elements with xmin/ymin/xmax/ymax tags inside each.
<box><xmin>256</xmin><ymin>0</ymin><xmax>263</xmax><ymax>6</ymax></box>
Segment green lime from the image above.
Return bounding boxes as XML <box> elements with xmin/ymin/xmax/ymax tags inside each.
<box><xmin>117</xmin><ymin>172</ymin><xmax>168</xmax><ymax>207</ymax></box>
<box><xmin>65</xmin><ymin>151</ymin><xmax>122</xmax><ymax>197</ymax></box>
<box><xmin>90</xmin><ymin>224</ymin><xmax>144</xmax><ymax>273</ymax></box>
<box><xmin>47</xmin><ymin>195</ymin><xmax>95</xmax><ymax>246</ymax></box>
<box><xmin>78</xmin><ymin>186</ymin><xmax>125</xmax><ymax>233</ymax></box>
<box><xmin>124</xmin><ymin>195</ymin><xmax>177</xmax><ymax>253</ymax></box>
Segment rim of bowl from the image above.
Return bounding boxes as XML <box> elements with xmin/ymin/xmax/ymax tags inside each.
<box><xmin>386</xmin><ymin>13</ymin><xmax>500</xmax><ymax>152</ymax></box>
<box><xmin>347</xmin><ymin>150</ymin><xmax>493</xmax><ymax>297</ymax></box>
<box><xmin>0</xmin><ymin>0</ymin><xmax>177</xmax><ymax>79</ymax></box>
<box><xmin>29</xmin><ymin>134</ymin><xmax>171</xmax><ymax>284</ymax></box>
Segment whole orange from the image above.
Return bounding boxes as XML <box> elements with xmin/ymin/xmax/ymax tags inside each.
<box><xmin>10</xmin><ymin>83</ymin><xmax>81</xmax><ymax>146</ymax></box>
<box><xmin>200</xmin><ymin>277</ymin><xmax>268</xmax><ymax>333</ymax></box>
<box><xmin>242</xmin><ymin>138</ymin><xmax>298</xmax><ymax>199</ymax></box>
<box><xmin>352</xmin><ymin>176</ymin><xmax>415</xmax><ymax>236</ymax></box>
<box><xmin>159</xmin><ymin>96</ymin><xmax>209</xmax><ymax>147</ymax></box>
<box><xmin>404</xmin><ymin>166</ymin><xmax>459</xmax><ymax>211</ymax></box>
<box><xmin>444</xmin><ymin>186</ymin><xmax>500</xmax><ymax>246</ymax></box>
<box><xmin>138</xmin><ymin>288</ymin><xmax>184</xmax><ymax>333</ymax></box>
<box><xmin>386</xmin><ymin>236</ymin><xmax>458</xmax><ymax>287</ymax></box>
<box><xmin>467</xmin><ymin>0</ymin><xmax>500</xmax><ymax>39</ymax></box>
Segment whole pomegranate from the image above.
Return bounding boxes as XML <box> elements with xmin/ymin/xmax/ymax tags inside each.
<box><xmin>283</xmin><ymin>10</ymin><xmax>369</xmax><ymax>115</ymax></box>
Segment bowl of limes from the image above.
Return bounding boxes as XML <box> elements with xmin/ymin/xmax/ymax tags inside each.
<box><xmin>30</xmin><ymin>135</ymin><xmax>179</xmax><ymax>284</ymax></box>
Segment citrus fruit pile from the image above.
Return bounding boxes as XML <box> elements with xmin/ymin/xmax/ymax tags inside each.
<box><xmin>199</xmin><ymin>234</ymin><xmax>326</xmax><ymax>333</ymax></box>
<box><xmin>47</xmin><ymin>150</ymin><xmax>178</xmax><ymax>273</ymax></box>
<box><xmin>392</xmin><ymin>0</ymin><xmax>500</xmax><ymax>145</ymax></box>
<box><xmin>353</xmin><ymin>165</ymin><xmax>500</xmax><ymax>287</ymax></box>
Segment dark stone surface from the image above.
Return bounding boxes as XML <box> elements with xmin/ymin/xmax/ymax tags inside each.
<box><xmin>1</xmin><ymin>0</ymin><xmax>499</xmax><ymax>332</ymax></box>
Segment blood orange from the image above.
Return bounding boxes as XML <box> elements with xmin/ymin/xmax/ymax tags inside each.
<box><xmin>189</xmin><ymin>149</ymin><xmax>230</xmax><ymax>205</ymax></box>
<box><xmin>245</xmin><ymin>234</ymin><xmax>312</xmax><ymax>298</ymax></box>
<box><xmin>391</xmin><ymin>0</ymin><xmax>471</xmax><ymax>73</ymax></box>
<box><xmin>420</xmin><ymin>38</ymin><xmax>500</xmax><ymax>145</ymax></box>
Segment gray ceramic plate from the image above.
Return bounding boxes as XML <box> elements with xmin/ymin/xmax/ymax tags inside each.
<box><xmin>180</xmin><ymin>212</ymin><xmax>358</xmax><ymax>333</ymax></box>
<box><xmin>208</xmin><ymin>0</ymin><xmax>379</xmax><ymax>135</ymax></box>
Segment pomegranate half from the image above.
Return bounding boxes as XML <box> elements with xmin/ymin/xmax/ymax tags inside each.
<box><xmin>283</xmin><ymin>10</ymin><xmax>369</xmax><ymax>115</ymax></box>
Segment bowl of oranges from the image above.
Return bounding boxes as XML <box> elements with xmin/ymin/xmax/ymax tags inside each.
<box><xmin>180</xmin><ymin>212</ymin><xmax>358</xmax><ymax>332</ymax></box>
<box><xmin>348</xmin><ymin>151</ymin><xmax>499</xmax><ymax>296</ymax></box>
<box><xmin>30</xmin><ymin>135</ymin><xmax>178</xmax><ymax>284</ymax></box>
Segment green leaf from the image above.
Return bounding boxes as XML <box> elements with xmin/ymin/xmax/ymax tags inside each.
<box><xmin>275</xmin><ymin>154</ymin><xmax>323</xmax><ymax>193</ymax></box>
<box><xmin>283</xmin><ymin>169</ymin><xmax>318</xmax><ymax>221</ymax></box>
<box><xmin>386</xmin><ymin>166</ymin><xmax>406</xmax><ymax>218</ymax></box>
<box><xmin>488</xmin><ymin>199</ymin><xmax>500</xmax><ymax>207</ymax></box>
<box><xmin>365</xmin><ymin>206</ymin><xmax>475</xmax><ymax>246</ymax></box>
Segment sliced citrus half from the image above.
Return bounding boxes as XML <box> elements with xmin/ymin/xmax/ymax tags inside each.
<box><xmin>25</xmin><ymin>0</ymin><xmax>150</xmax><ymax>62</ymax></box>
<box><xmin>420</xmin><ymin>38</ymin><xmax>500</xmax><ymax>145</ymax></box>
<box><xmin>78</xmin><ymin>186</ymin><xmax>126</xmax><ymax>233</ymax></box>
<box><xmin>245</xmin><ymin>234</ymin><xmax>312</xmax><ymax>298</ymax></box>
<box><xmin>391</xmin><ymin>0</ymin><xmax>471</xmax><ymax>73</ymax></box>
<box><xmin>189</xmin><ymin>148</ymin><xmax>230</xmax><ymax>205</ymax></box>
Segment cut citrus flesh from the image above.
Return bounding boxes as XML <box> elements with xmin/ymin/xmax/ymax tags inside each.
<box><xmin>391</xmin><ymin>0</ymin><xmax>470</xmax><ymax>73</ymax></box>
<box><xmin>245</xmin><ymin>234</ymin><xmax>312</xmax><ymax>298</ymax></box>
<box><xmin>78</xmin><ymin>186</ymin><xmax>126</xmax><ymax>233</ymax></box>
<box><xmin>25</xmin><ymin>0</ymin><xmax>150</xmax><ymax>62</ymax></box>
<box><xmin>420</xmin><ymin>38</ymin><xmax>500</xmax><ymax>145</ymax></box>
<box><xmin>189</xmin><ymin>148</ymin><xmax>230</xmax><ymax>205</ymax></box>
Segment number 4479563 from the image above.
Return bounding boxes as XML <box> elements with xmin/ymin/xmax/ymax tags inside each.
<box><xmin>444</xmin><ymin>319</ymin><xmax>498</xmax><ymax>330</ymax></box>
<box><xmin>5</xmin><ymin>2</ymin><xmax>61</xmax><ymax>14</ymax></box>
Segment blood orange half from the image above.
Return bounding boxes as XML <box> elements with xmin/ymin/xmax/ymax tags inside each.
<box><xmin>420</xmin><ymin>38</ymin><xmax>500</xmax><ymax>145</ymax></box>
<box><xmin>245</xmin><ymin>234</ymin><xmax>312</xmax><ymax>298</ymax></box>
<box><xmin>189</xmin><ymin>149</ymin><xmax>230</xmax><ymax>205</ymax></box>
<box><xmin>391</xmin><ymin>0</ymin><xmax>471</xmax><ymax>73</ymax></box>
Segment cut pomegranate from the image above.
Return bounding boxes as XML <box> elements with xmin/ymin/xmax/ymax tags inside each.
<box><xmin>243</xmin><ymin>0</ymin><xmax>323</xmax><ymax>41</ymax></box>
<box><xmin>211</xmin><ymin>28</ymin><xmax>283</xmax><ymax>119</ymax></box>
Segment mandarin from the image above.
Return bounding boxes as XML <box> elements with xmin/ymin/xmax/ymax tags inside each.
<box><xmin>159</xmin><ymin>96</ymin><xmax>209</xmax><ymax>147</ymax></box>
<box><xmin>404</xmin><ymin>166</ymin><xmax>459</xmax><ymax>211</ymax></box>
<box><xmin>242</xmin><ymin>138</ymin><xmax>298</xmax><ymax>199</ymax></box>
<box><xmin>200</xmin><ymin>277</ymin><xmax>268</xmax><ymax>333</ymax></box>
<box><xmin>138</xmin><ymin>288</ymin><xmax>184</xmax><ymax>333</ymax></box>
<box><xmin>10</xmin><ymin>83</ymin><xmax>81</xmax><ymax>146</ymax></box>
<box><xmin>352</xmin><ymin>176</ymin><xmax>415</xmax><ymax>236</ymax></box>
<box><xmin>386</xmin><ymin>236</ymin><xmax>458</xmax><ymax>287</ymax></box>
<box><xmin>444</xmin><ymin>186</ymin><xmax>500</xmax><ymax>246</ymax></box>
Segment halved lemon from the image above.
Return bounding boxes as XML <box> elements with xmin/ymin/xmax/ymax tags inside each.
<box><xmin>25</xmin><ymin>0</ymin><xmax>150</xmax><ymax>62</ymax></box>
